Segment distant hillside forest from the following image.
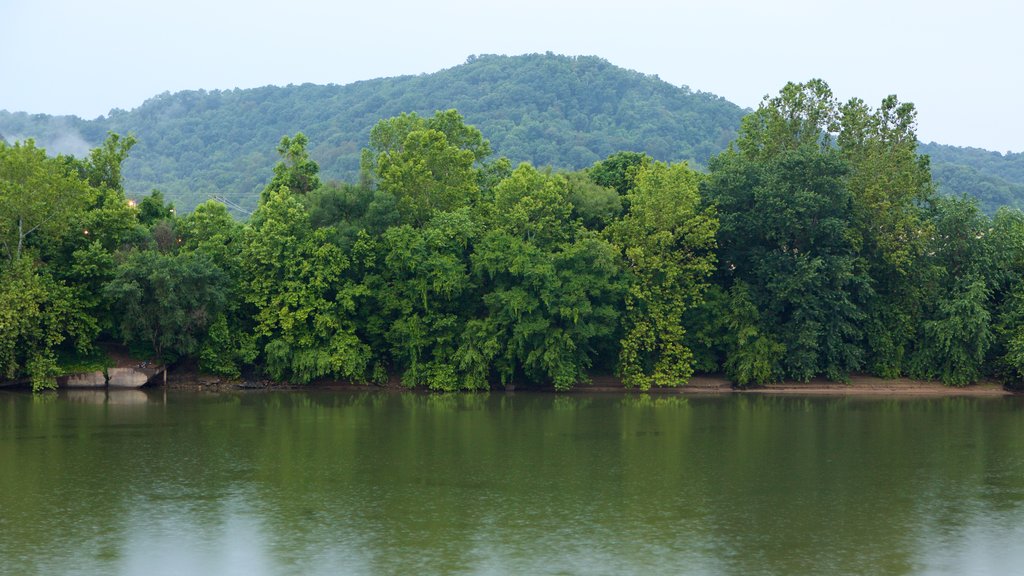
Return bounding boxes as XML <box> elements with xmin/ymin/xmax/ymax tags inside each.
<box><xmin>919</xmin><ymin>142</ymin><xmax>1024</xmax><ymax>212</ymax></box>
<box><xmin>2</xmin><ymin>53</ymin><xmax>1022</xmax><ymax>214</ymax></box>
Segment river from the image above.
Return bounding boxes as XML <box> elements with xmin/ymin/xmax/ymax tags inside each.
<box><xmin>2</xmin><ymin>389</ymin><xmax>1023</xmax><ymax>575</ymax></box>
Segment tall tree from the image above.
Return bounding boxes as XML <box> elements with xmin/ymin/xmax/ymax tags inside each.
<box><xmin>838</xmin><ymin>95</ymin><xmax>934</xmax><ymax>377</ymax></box>
<box><xmin>736</xmin><ymin>79</ymin><xmax>838</xmax><ymax>161</ymax></box>
<box><xmin>361</xmin><ymin>110</ymin><xmax>489</xmax><ymax>226</ymax></box>
<box><xmin>243</xmin><ymin>187</ymin><xmax>370</xmax><ymax>383</ymax></box>
<box><xmin>177</xmin><ymin>200</ymin><xmax>255</xmax><ymax>377</ymax></box>
<box><xmin>82</xmin><ymin>132</ymin><xmax>136</xmax><ymax>193</ymax></box>
<box><xmin>706</xmin><ymin>80</ymin><xmax>869</xmax><ymax>383</ymax></box>
<box><xmin>472</xmin><ymin>164</ymin><xmax>623</xmax><ymax>390</ymax></box>
<box><xmin>265</xmin><ymin>132</ymin><xmax>321</xmax><ymax>197</ymax></box>
<box><xmin>0</xmin><ymin>258</ymin><xmax>97</xmax><ymax>390</ymax></box>
<box><xmin>104</xmin><ymin>250</ymin><xmax>227</xmax><ymax>362</ymax></box>
<box><xmin>0</xmin><ymin>140</ymin><xmax>90</xmax><ymax>263</ymax></box>
<box><xmin>907</xmin><ymin>196</ymin><xmax>994</xmax><ymax>385</ymax></box>
<box><xmin>589</xmin><ymin>151</ymin><xmax>651</xmax><ymax>196</ymax></box>
<box><xmin>607</xmin><ymin>161</ymin><xmax>718</xmax><ymax>389</ymax></box>
<box><xmin>356</xmin><ymin>209</ymin><xmax>481</xmax><ymax>390</ymax></box>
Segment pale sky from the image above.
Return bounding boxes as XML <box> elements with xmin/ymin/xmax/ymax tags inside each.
<box><xmin>2</xmin><ymin>0</ymin><xmax>1021</xmax><ymax>152</ymax></box>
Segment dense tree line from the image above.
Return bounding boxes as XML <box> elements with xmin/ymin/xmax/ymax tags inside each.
<box><xmin>5</xmin><ymin>82</ymin><xmax>1024</xmax><ymax>392</ymax></box>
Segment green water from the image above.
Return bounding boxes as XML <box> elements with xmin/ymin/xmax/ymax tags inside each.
<box><xmin>1</xmin><ymin>389</ymin><xmax>1023</xmax><ymax>575</ymax></box>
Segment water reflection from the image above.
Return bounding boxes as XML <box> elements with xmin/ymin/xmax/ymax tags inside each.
<box><xmin>1</xmin><ymin>391</ymin><xmax>1023</xmax><ymax>574</ymax></box>
<box><xmin>64</xmin><ymin>389</ymin><xmax>151</xmax><ymax>405</ymax></box>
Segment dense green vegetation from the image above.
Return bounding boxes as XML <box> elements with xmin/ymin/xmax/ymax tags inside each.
<box><xmin>920</xmin><ymin>142</ymin><xmax>1024</xmax><ymax>213</ymax></box>
<box><xmin>4</xmin><ymin>80</ymin><xmax>1024</xmax><ymax>392</ymax></box>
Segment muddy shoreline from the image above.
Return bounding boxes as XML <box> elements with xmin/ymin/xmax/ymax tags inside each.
<box><xmin>163</xmin><ymin>369</ymin><xmax>1016</xmax><ymax>396</ymax></box>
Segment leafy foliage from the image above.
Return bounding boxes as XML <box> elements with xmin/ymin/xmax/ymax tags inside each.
<box><xmin>243</xmin><ymin>187</ymin><xmax>371</xmax><ymax>383</ymax></box>
<box><xmin>608</xmin><ymin>161</ymin><xmax>717</xmax><ymax>389</ymax></box>
<box><xmin>104</xmin><ymin>249</ymin><xmax>227</xmax><ymax>362</ymax></box>
<box><xmin>0</xmin><ymin>258</ymin><xmax>96</xmax><ymax>391</ymax></box>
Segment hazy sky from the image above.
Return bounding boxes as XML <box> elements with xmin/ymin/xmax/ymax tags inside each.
<box><xmin>2</xmin><ymin>0</ymin><xmax>1021</xmax><ymax>152</ymax></box>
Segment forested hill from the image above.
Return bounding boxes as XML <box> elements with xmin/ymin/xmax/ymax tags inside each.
<box><xmin>919</xmin><ymin>142</ymin><xmax>1024</xmax><ymax>212</ymax></box>
<box><xmin>0</xmin><ymin>54</ymin><xmax>745</xmax><ymax>213</ymax></box>
<box><xmin>2</xmin><ymin>53</ymin><xmax>1022</xmax><ymax>214</ymax></box>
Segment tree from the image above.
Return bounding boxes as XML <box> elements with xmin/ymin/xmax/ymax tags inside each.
<box><xmin>907</xmin><ymin>196</ymin><xmax>994</xmax><ymax>385</ymax></box>
<box><xmin>607</xmin><ymin>161</ymin><xmax>717</xmax><ymax>389</ymax></box>
<box><xmin>838</xmin><ymin>95</ymin><xmax>934</xmax><ymax>377</ymax></box>
<box><xmin>178</xmin><ymin>200</ymin><xmax>255</xmax><ymax>377</ymax></box>
<box><xmin>589</xmin><ymin>151</ymin><xmax>651</xmax><ymax>196</ymax></box>
<box><xmin>361</xmin><ymin>110</ymin><xmax>490</xmax><ymax>226</ymax></box>
<box><xmin>243</xmin><ymin>187</ymin><xmax>370</xmax><ymax>383</ymax></box>
<box><xmin>0</xmin><ymin>258</ymin><xmax>97</xmax><ymax>390</ymax></box>
<box><xmin>564</xmin><ymin>171</ymin><xmax>622</xmax><ymax>231</ymax></box>
<box><xmin>707</xmin><ymin>87</ymin><xmax>868</xmax><ymax>382</ymax></box>
<box><xmin>137</xmin><ymin>190</ymin><xmax>175</xmax><ymax>226</ymax></box>
<box><xmin>265</xmin><ymin>133</ymin><xmax>321</xmax><ymax>198</ymax></box>
<box><xmin>82</xmin><ymin>132</ymin><xmax>136</xmax><ymax>193</ymax></box>
<box><xmin>0</xmin><ymin>140</ymin><xmax>90</xmax><ymax>263</ymax></box>
<box><xmin>357</xmin><ymin>209</ymin><xmax>482</xmax><ymax>390</ymax></box>
<box><xmin>104</xmin><ymin>249</ymin><xmax>227</xmax><ymax>362</ymax></box>
<box><xmin>472</xmin><ymin>164</ymin><xmax>624</xmax><ymax>390</ymax></box>
<box><xmin>720</xmin><ymin>283</ymin><xmax>787</xmax><ymax>386</ymax></box>
<box><xmin>736</xmin><ymin>79</ymin><xmax>838</xmax><ymax>161</ymax></box>
<box><xmin>377</xmin><ymin>129</ymin><xmax>479</xmax><ymax>225</ymax></box>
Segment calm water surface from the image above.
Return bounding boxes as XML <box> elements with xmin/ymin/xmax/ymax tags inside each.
<box><xmin>2</xmin><ymin>389</ymin><xmax>1023</xmax><ymax>575</ymax></box>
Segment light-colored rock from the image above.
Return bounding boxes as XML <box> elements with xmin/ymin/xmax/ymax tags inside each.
<box><xmin>60</xmin><ymin>366</ymin><xmax>165</xmax><ymax>388</ymax></box>
<box><xmin>106</xmin><ymin>367</ymin><xmax>151</xmax><ymax>387</ymax></box>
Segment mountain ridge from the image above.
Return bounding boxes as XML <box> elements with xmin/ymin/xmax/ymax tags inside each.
<box><xmin>2</xmin><ymin>53</ymin><xmax>1022</xmax><ymax>214</ymax></box>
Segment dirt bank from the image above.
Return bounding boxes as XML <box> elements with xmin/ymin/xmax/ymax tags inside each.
<box><xmin>737</xmin><ymin>375</ymin><xmax>1010</xmax><ymax>396</ymax></box>
<box><xmin>581</xmin><ymin>374</ymin><xmax>1012</xmax><ymax>396</ymax></box>
<box><xmin>156</xmin><ymin>368</ymin><xmax>1015</xmax><ymax>396</ymax></box>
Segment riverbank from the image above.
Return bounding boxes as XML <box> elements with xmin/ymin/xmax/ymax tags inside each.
<box><xmin>162</xmin><ymin>369</ymin><xmax>1015</xmax><ymax>396</ymax></box>
<box><xmin>702</xmin><ymin>375</ymin><xmax>1010</xmax><ymax>396</ymax></box>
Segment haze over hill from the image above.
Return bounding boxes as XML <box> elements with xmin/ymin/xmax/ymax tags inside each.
<box><xmin>2</xmin><ymin>53</ymin><xmax>1022</xmax><ymax>214</ymax></box>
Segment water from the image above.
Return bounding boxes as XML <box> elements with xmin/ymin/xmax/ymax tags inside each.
<box><xmin>2</xmin><ymin>389</ymin><xmax>1023</xmax><ymax>575</ymax></box>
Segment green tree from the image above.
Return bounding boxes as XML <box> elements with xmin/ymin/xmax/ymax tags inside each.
<box><xmin>607</xmin><ymin>161</ymin><xmax>717</xmax><ymax>389</ymax></box>
<box><xmin>0</xmin><ymin>258</ymin><xmax>97</xmax><ymax>390</ymax></box>
<box><xmin>136</xmin><ymin>190</ymin><xmax>175</xmax><ymax>226</ymax></box>
<box><xmin>707</xmin><ymin>95</ymin><xmax>867</xmax><ymax>382</ymax></box>
<box><xmin>907</xmin><ymin>196</ymin><xmax>994</xmax><ymax>385</ymax></box>
<box><xmin>361</xmin><ymin>110</ymin><xmax>490</xmax><ymax>226</ymax></box>
<box><xmin>838</xmin><ymin>95</ymin><xmax>934</xmax><ymax>377</ymax></box>
<box><xmin>178</xmin><ymin>200</ymin><xmax>255</xmax><ymax>377</ymax></box>
<box><xmin>82</xmin><ymin>132</ymin><xmax>136</xmax><ymax>193</ymax></box>
<box><xmin>564</xmin><ymin>171</ymin><xmax>622</xmax><ymax>231</ymax></box>
<box><xmin>0</xmin><ymin>140</ymin><xmax>90</xmax><ymax>263</ymax></box>
<box><xmin>588</xmin><ymin>151</ymin><xmax>651</xmax><ymax>196</ymax></box>
<box><xmin>736</xmin><ymin>79</ymin><xmax>838</xmax><ymax>161</ymax></box>
<box><xmin>720</xmin><ymin>283</ymin><xmax>787</xmax><ymax>386</ymax></box>
<box><xmin>357</xmin><ymin>209</ymin><xmax>481</xmax><ymax>390</ymax></box>
<box><xmin>473</xmin><ymin>164</ymin><xmax>624</xmax><ymax>390</ymax></box>
<box><xmin>265</xmin><ymin>133</ymin><xmax>321</xmax><ymax>197</ymax></box>
<box><xmin>104</xmin><ymin>249</ymin><xmax>227</xmax><ymax>362</ymax></box>
<box><xmin>243</xmin><ymin>187</ymin><xmax>370</xmax><ymax>383</ymax></box>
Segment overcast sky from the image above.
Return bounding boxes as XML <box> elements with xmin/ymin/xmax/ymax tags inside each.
<box><xmin>2</xmin><ymin>0</ymin><xmax>1021</xmax><ymax>152</ymax></box>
